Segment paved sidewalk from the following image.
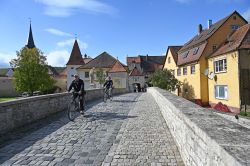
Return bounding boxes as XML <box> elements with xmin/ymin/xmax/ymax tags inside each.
<box><xmin>0</xmin><ymin>92</ymin><xmax>184</xmax><ymax>166</ymax></box>
<box><xmin>103</xmin><ymin>93</ymin><xmax>184</xmax><ymax>166</ymax></box>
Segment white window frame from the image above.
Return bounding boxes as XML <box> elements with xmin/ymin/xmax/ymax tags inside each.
<box><xmin>177</xmin><ymin>68</ymin><xmax>181</xmax><ymax>76</ymax></box>
<box><xmin>85</xmin><ymin>72</ymin><xmax>89</xmax><ymax>78</ymax></box>
<box><xmin>214</xmin><ymin>58</ymin><xmax>227</xmax><ymax>73</ymax></box>
<box><xmin>183</xmin><ymin>67</ymin><xmax>187</xmax><ymax>75</ymax></box>
<box><xmin>214</xmin><ymin>85</ymin><xmax>228</xmax><ymax>100</ymax></box>
<box><xmin>191</xmin><ymin>65</ymin><xmax>195</xmax><ymax>74</ymax></box>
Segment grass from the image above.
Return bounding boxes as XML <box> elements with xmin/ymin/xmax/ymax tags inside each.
<box><xmin>239</xmin><ymin>111</ymin><xmax>250</xmax><ymax>117</ymax></box>
<box><xmin>0</xmin><ymin>97</ymin><xmax>16</xmax><ymax>102</ymax></box>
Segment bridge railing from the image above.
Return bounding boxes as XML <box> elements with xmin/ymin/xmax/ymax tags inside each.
<box><xmin>148</xmin><ymin>87</ymin><xmax>249</xmax><ymax>166</ymax></box>
<box><xmin>0</xmin><ymin>88</ymin><xmax>127</xmax><ymax>135</ymax></box>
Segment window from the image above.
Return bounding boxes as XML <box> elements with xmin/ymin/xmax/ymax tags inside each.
<box><xmin>212</xmin><ymin>45</ymin><xmax>217</xmax><ymax>51</ymax></box>
<box><xmin>214</xmin><ymin>59</ymin><xmax>227</xmax><ymax>73</ymax></box>
<box><xmin>177</xmin><ymin>68</ymin><xmax>181</xmax><ymax>76</ymax></box>
<box><xmin>233</xmin><ymin>15</ymin><xmax>237</xmax><ymax>20</ymax></box>
<box><xmin>171</xmin><ymin>70</ymin><xmax>175</xmax><ymax>76</ymax></box>
<box><xmin>85</xmin><ymin>72</ymin><xmax>89</xmax><ymax>78</ymax></box>
<box><xmin>183</xmin><ymin>67</ymin><xmax>187</xmax><ymax>75</ymax></box>
<box><xmin>168</xmin><ymin>57</ymin><xmax>171</xmax><ymax>64</ymax></box>
<box><xmin>193</xmin><ymin>47</ymin><xmax>199</xmax><ymax>55</ymax></box>
<box><xmin>231</xmin><ymin>25</ymin><xmax>239</xmax><ymax>30</ymax></box>
<box><xmin>71</xmin><ymin>67</ymin><xmax>74</xmax><ymax>69</ymax></box>
<box><xmin>215</xmin><ymin>85</ymin><xmax>228</xmax><ymax>100</ymax></box>
<box><xmin>191</xmin><ymin>65</ymin><xmax>195</xmax><ymax>74</ymax></box>
<box><xmin>182</xmin><ymin>51</ymin><xmax>189</xmax><ymax>58</ymax></box>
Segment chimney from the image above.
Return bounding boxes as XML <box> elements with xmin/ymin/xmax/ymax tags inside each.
<box><xmin>146</xmin><ymin>54</ymin><xmax>148</xmax><ymax>61</ymax></box>
<box><xmin>208</xmin><ymin>19</ymin><xmax>212</xmax><ymax>29</ymax></box>
<box><xmin>198</xmin><ymin>24</ymin><xmax>203</xmax><ymax>34</ymax></box>
<box><xmin>84</xmin><ymin>54</ymin><xmax>87</xmax><ymax>58</ymax></box>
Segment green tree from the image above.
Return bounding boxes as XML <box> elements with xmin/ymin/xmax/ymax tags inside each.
<box><xmin>10</xmin><ymin>47</ymin><xmax>55</xmax><ymax>94</ymax></box>
<box><xmin>149</xmin><ymin>69</ymin><xmax>181</xmax><ymax>91</ymax></box>
<box><xmin>96</xmin><ymin>68</ymin><xmax>106</xmax><ymax>85</ymax></box>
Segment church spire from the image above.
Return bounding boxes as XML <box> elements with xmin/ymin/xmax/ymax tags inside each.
<box><xmin>66</xmin><ymin>39</ymin><xmax>85</xmax><ymax>65</ymax></box>
<box><xmin>26</xmin><ymin>22</ymin><xmax>35</xmax><ymax>49</ymax></box>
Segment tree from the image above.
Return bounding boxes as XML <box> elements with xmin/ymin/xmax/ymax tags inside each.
<box><xmin>10</xmin><ymin>47</ymin><xmax>55</xmax><ymax>94</ymax></box>
<box><xmin>96</xmin><ymin>68</ymin><xmax>106</xmax><ymax>85</ymax></box>
<box><xmin>149</xmin><ymin>69</ymin><xmax>181</xmax><ymax>91</ymax></box>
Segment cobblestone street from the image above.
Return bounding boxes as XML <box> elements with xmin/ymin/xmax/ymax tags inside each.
<box><xmin>0</xmin><ymin>93</ymin><xmax>183</xmax><ymax>166</ymax></box>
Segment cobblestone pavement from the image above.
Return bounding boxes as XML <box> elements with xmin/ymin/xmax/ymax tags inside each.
<box><xmin>0</xmin><ymin>92</ymin><xmax>184</xmax><ymax>166</ymax></box>
<box><xmin>103</xmin><ymin>93</ymin><xmax>184</xmax><ymax>166</ymax></box>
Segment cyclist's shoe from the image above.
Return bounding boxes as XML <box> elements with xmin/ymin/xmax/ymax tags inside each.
<box><xmin>80</xmin><ymin>110</ymin><xmax>84</xmax><ymax>114</ymax></box>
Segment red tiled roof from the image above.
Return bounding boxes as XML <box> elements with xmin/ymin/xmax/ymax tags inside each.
<box><xmin>179</xmin><ymin>11</ymin><xmax>247</xmax><ymax>53</ymax></box>
<box><xmin>83</xmin><ymin>58</ymin><xmax>92</xmax><ymax>64</ymax></box>
<box><xmin>127</xmin><ymin>57</ymin><xmax>141</xmax><ymax>63</ymax></box>
<box><xmin>66</xmin><ymin>40</ymin><xmax>85</xmax><ymax>65</ymax></box>
<box><xmin>210</xmin><ymin>24</ymin><xmax>250</xmax><ymax>58</ymax></box>
<box><xmin>129</xmin><ymin>67</ymin><xmax>143</xmax><ymax>76</ymax></box>
<box><xmin>177</xmin><ymin>42</ymin><xmax>207</xmax><ymax>66</ymax></box>
<box><xmin>78</xmin><ymin>52</ymin><xmax>116</xmax><ymax>69</ymax></box>
<box><xmin>167</xmin><ymin>46</ymin><xmax>182</xmax><ymax>65</ymax></box>
<box><xmin>109</xmin><ymin>60</ymin><xmax>127</xmax><ymax>73</ymax></box>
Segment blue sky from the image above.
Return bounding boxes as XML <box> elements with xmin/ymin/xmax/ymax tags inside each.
<box><xmin>0</xmin><ymin>0</ymin><xmax>250</xmax><ymax>67</ymax></box>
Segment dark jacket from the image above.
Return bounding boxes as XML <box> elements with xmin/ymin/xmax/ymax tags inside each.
<box><xmin>104</xmin><ymin>80</ymin><xmax>113</xmax><ymax>89</ymax></box>
<box><xmin>68</xmin><ymin>79</ymin><xmax>85</xmax><ymax>92</ymax></box>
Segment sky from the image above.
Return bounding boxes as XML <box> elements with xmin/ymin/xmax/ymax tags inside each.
<box><xmin>0</xmin><ymin>0</ymin><xmax>250</xmax><ymax>68</ymax></box>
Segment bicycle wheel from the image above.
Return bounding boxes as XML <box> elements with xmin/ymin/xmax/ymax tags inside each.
<box><xmin>103</xmin><ymin>91</ymin><xmax>107</xmax><ymax>102</ymax></box>
<box><xmin>67</xmin><ymin>101</ymin><xmax>79</xmax><ymax>121</ymax></box>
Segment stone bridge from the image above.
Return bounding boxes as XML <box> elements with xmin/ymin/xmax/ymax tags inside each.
<box><xmin>0</xmin><ymin>88</ymin><xmax>249</xmax><ymax>166</ymax></box>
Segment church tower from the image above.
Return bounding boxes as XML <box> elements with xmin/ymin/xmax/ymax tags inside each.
<box><xmin>66</xmin><ymin>39</ymin><xmax>85</xmax><ymax>88</ymax></box>
<box><xmin>26</xmin><ymin>23</ymin><xmax>35</xmax><ymax>49</ymax></box>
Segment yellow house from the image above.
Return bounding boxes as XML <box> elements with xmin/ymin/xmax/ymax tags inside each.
<box><xmin>163</xmin><ymin>46</ymin><xmax>182</xmax><ymax>95</ymax></box>
<box><xmin>208</xmin><ymin>24</ymin><xmax>250</xmax><ymax>113</ymax></box>
<box><xmin>164</xmin><ymin>11</ymin><xmax>247</xmax><ymax>106</ymax></box>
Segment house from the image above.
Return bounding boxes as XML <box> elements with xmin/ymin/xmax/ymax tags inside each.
<box><xmin>108</xmin><ymin>60</ymin><xmax>128</xmax><ymax>89</ymax></box>
<box><xmin>77</xmin><ymin>52</ymin><xmax>127</xmax><ymax>89</ymax></box>
<box><xmin>163</xmin><ymin>46</ymin><xmax>182</xmax><ymax>95</ymax></box>
<box><xmin>127</xmin><ymin>55</ymin><xmax>165</xmax><ymax>91</ymax></box>
<box><xmin>128</xmin><ymin>67</ymin><xmax>144</xmax><ymax>92</ymax></box>
<box><xmin>164</xmin><ymin>11</ymin><xmax>247</xmax><ymax>105</ymax></box>
<box><xmin>66</xmin><ymin>39</ymin><xmax>85</xmax><ymax>89</ymax></box>
<box><xmin>208</xmin><ymin>24</ymin><xmax>250</xmax><ymax>113</ymax></box>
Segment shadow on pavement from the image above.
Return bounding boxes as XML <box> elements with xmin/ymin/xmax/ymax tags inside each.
<box><xmin>84</xmin><ymin>112</ymin><xmax>137</xmax><ymax>121</ymax></box>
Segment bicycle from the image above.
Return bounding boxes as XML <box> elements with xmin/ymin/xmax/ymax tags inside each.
<box><xmin>103</xmin><ymin>87</ymin><xmax>113</xmax><ymax>102</ymax></box>
<box><xmin>67</xmin><ymin>91</ymin><xmax>86</xmax><ymax>121</ymax></box>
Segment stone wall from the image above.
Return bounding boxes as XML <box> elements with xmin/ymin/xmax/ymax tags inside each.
<box><xmin>148</xmin><ymin>87</ymin><xmax>250</xmax><ymax>166</ymax></box>
<box><xmin>0</xmin><ymin>77</ymin><xmax>19</xmax><ymax>97</ymax></box>
<box><xmin>0</xmin><ymin>88</ymin><xmax>127</xmax><ymax>135</ymax></box>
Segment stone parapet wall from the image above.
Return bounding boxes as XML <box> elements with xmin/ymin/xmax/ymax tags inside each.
<box><xmin>148</xmin><ymin>87</ymin><xmax>249</xmax><ymax>166</ymax></box>
<box><xmin>0</xmin><ymin>88</ymin><xmax>127</xmax><ymax>135</ymax></box>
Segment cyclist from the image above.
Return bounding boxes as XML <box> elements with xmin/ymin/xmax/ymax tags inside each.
<box><xmin>103</xmin><ymin>76</ymin><xmax>113</xmax><ymax>98</ymax></box>
<box><xmin>68</xmin><ymin>74</ymin><xmax>85</xmax><ymax>114</ymax></box>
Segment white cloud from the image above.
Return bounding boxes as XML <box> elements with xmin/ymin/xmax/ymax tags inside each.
<box><xmin>243</xmin><ymin>8</ymin><xmax>250</xmax><ymax>22</ymax></box>
<box><xmin>35</xmin><ymin>0</ymin><xmax>117</xmax><ymax>17</ymax></box>
<box><xmin>45</xmin><ymin>28</ymin><xmax>73</xmax><ymax>37</ymax></box>
<box><xmin>57</xmin><ymin>39</ymin><xmax>88</xmax><ymax>49</ymax></box>
<box><xmin>45</xmin><ymin>50</ymin><xmax>70</xmax><ymax>67</ymax></box>
<box><xmin>0</xmin><ymin>52</ymin><xmax>16</xmax><ymax>68</ymax></box>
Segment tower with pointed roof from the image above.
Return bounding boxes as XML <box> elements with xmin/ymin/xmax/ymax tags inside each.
<box><xmin>66</xmin><ymin>39</ymin><xmax>85</xmax><ymax>88</ymax></box>
<box><xmin>26</xmin><ymin>23</ymin><xmax>35</xmax><ymax>49</ymax></box>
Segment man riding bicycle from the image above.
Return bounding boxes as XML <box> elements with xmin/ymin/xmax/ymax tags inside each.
<box><xmin>68</xmin><ymin>74</ymin><xmax>85</xmax><ymax>114</ymax></box>
<box><xmin>103</xmin><ymin>76</ymin><xmax>113</xmax><ymax>98</ymax></box>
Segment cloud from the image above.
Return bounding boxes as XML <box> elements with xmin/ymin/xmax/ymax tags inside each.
<box><xmin>45</xmin><ymin>28</ymin><xmax>73</xmax><ymax>37</ymax></box>
<box><xmin>0</xmin><ymin>52</ymin><xmax>16</xmax><ymax>68</ymax></box>
<box><xmin>35</xmin><ymin>0</ymin><xmax>117</xmax><ymax>17</ymax></box>
<box><xmin>57</xmin><ymin>39</ymin><xmax>88</xmax><ymax>49</ymax></box>
<box><xmin>45</xmin><ymin>50</ymin><xmax>70</xmax><ymax>67</ymax></box>
<box><xmin>243</xmin><ymin>8</ymin><xmax>250</xmax><ymax>22</ymax></box>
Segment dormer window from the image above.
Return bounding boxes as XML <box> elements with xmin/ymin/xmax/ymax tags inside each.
<box><xmin>182</xmin><ymin>51</ymin><xmax>189</xmax><ymax>58</ymax></box>
<box><xmin>193</xmin><ymin>47</ymin><xmax>199</xmax><ymax>55</ymax></box>
<box><xmin>212</xmin><ymin>45</ymin><xmax>217</xmax><ymax>51</ymax></box>
<box><xmin>231</xmin><ymin>25</ymin><xmax>239</xmax><ymax>30</ymax></box>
